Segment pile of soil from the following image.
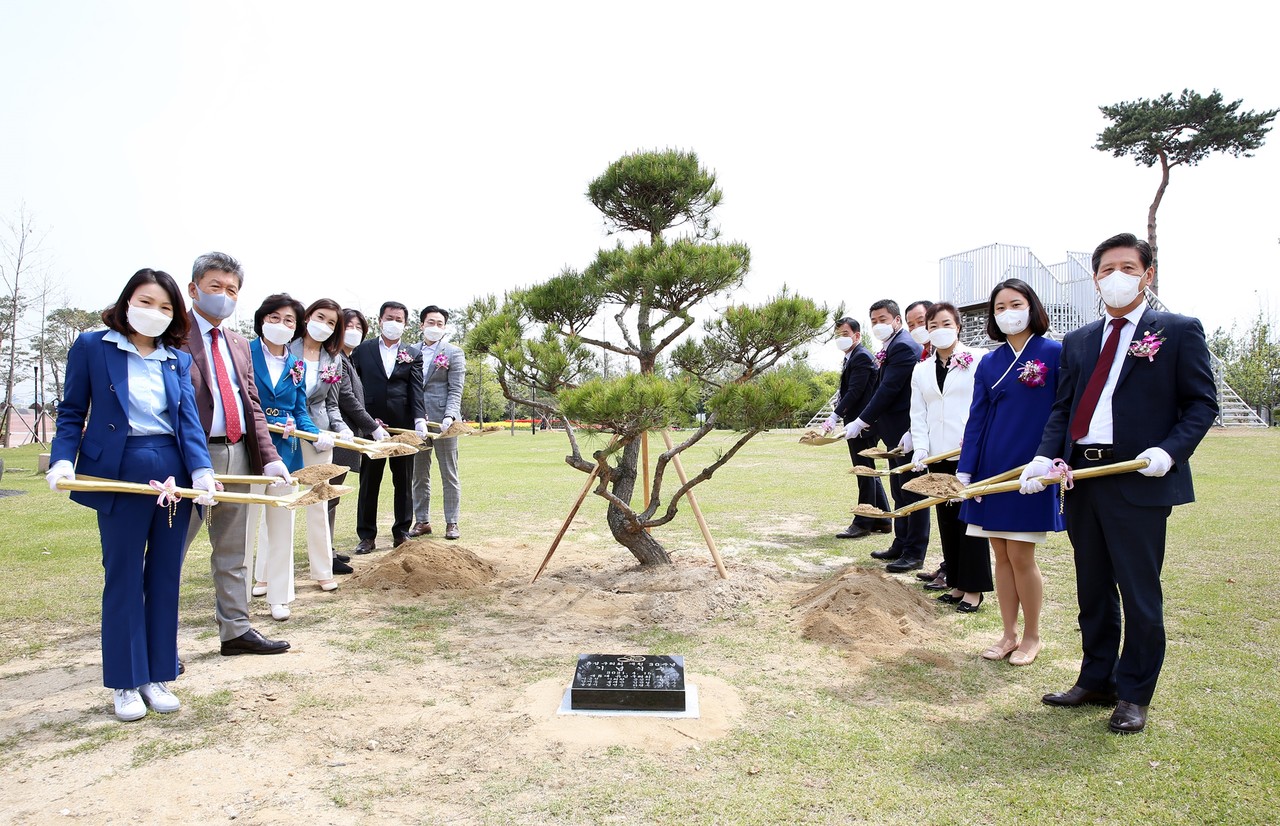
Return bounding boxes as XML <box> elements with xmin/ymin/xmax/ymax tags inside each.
<box><xmin>351</xmin><ymin>538</ymin><xmax>497</xmax><ymax>595</ymax></box>
<box><xmin>903</xmin><ymin>473</ymin><xmax>964</xmax><ymax>498</ymax></box>
<box><xmin>793</xmin><ymin>566</ymin><xmax>942</xmax><ymax>656</ymax></box>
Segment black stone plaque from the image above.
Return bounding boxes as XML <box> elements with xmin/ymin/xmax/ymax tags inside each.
<box><xmin>570</xmin><ymin>654</ymin><xmax>686</xmax><ymax>712</ymax></box>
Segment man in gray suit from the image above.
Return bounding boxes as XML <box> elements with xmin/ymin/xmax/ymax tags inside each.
<box><xmin>408</xmin><ymin>305</ymin><xmax>467</xmax><ymax>540</ymax></box>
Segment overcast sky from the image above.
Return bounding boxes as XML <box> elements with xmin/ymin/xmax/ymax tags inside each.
<box><xmin>2</xmin><ymin>0</ymin><xmax>1277</xmax><ymax>382</ymax></box>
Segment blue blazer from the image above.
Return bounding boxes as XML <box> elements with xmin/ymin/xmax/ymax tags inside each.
<box><xmin>958</xmin><ymin>334</ymin><xmax>1064</xmax><ymax>533</ymax></box>
<box><xmin>1036</xmin><ymin>310</ymin><xmax>1217</xmax><ymax>507</ymax></box>
<box><xmin>51</xmin><ymin>330</ymin><xmax>212</xmax><ymax>515</ymax></box>
<box><xmin>250</xmin><ymin>338</ymin><xmax>318</xmax><ymax>472</ymax></box>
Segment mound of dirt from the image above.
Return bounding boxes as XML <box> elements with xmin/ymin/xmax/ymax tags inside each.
<box><xmin>794</xmin><ymin>566</ymin><xmax>942</xmax><ymax>655</ymax></box>
<box><xmin>351</xmin><ymin>539</ymin><xmax>497</xmax><ymax>595</ymax></box>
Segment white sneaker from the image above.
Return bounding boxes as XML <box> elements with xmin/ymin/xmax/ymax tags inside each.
<box><xmin>270</xmin><ymin>603</ymin><xmax>291</xmax><ymax>621</ymax></box>
<box><xmin>138</xmin><ymin>681</ymin><xmax>180</xmax><ymax>713</ymax></box>
<box><xmin>113</xmin><ymin>688</ymin><xmax>146</xmax><ymax>722</ymax></box>
<box><xmin>252</xmin><ymin>582</ymin><xmax>268</xmax><ymax>597</ymax></box>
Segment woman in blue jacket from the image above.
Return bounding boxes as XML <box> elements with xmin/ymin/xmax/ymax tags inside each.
<box><xmin>246</xmin><ymin>294</ymin><xmax>329</xmax><ymax>621</ymax></box>
<box><xmin>957</xmin><ymin>279</ymin><xmax>1064</xmax><ymax>667</ymax></box>
<box><xmin>46</xmin><ymin>269</ymin><xmax>217</xmax><ymax>722</ymax></box>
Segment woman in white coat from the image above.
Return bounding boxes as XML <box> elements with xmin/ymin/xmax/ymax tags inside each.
<box><xmin>909</xmin><ymin>302</ymin><xmax>992</xmax><ymax>613</ymax></box>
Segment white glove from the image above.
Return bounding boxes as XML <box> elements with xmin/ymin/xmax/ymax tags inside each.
<box><xmin>821</xmin><ymin>414</ymin><xmax>838</xmax><ymax>434</ymax></box>
<box><xmin>911</xmin><ymin>449</ymin><xmax>928</xmax><ymax>473</ymax></box>
<box><xmin>440</xmin><ymin>416</ymin><xmax>454</xmax><ymax>432</ymax></box>
<box><xmin>314</xmin><ymin>431</ymin><xmax>335</xmax><ymax>451</ymax></box>
<box><xmin>337</xmin><ymin>427</ymin><xmax>354</xmax><ymax>440</ymax></box>
<box><xmin>46</xmin><ymin>460</ymin><xmax>75</xmax><ymax>492</ymax></box>
<box><xmin>898</xmin><ymin>431</ymin><xmax>913</xmax><ymax>454</ymax></box>
<box><xmin>191</xmin><ymin>470</ymin><xmax>219</xmax><ymax>507</ymax></box>
<box><xmin>414</xmin><ymin>418</ymin><xmax>428</xmax><ymax>438</ymax></box>
<box><xmin>843</xmin><ymin>418</ymin><xmax>868</xmax><ymax>440</ymax></box>
<box><xmin>1018</xmin><ymin>456</ymin><xmax>1053</xmax><ymax>495</ymax></box>
<box><xmin>955</xmin><ymin>472</ymin><xmax>972</xmax><ymax>487</ymax></box>
<box><xmin>263</xmin><ymin>460</ymin><xmax>293</xmax><ymax>488</ymax></box>
<box><xmin>1136</xmin><ymin>446</ymin><xmax>1173</xmax><ymax>477</ymax></box>
<box><xmin>371</xmin><ymin>425</ymin><xmax>390</xmax><ymax>442</ymax></box>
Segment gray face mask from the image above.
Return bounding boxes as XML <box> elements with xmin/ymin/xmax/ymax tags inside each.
<box><xmin>193</xmin><ymin>285</ymin><xmax>237</xmax><ymax>320</ymax></box>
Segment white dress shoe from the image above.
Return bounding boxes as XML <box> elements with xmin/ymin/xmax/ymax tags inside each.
<box><xmin>113</xmin><ymin>688</ymin><xmax>147</xmax><ymax>722</ymax></box>
<box><xmin>138</xmin><ymin>681</ymin><xmax>180</xmax><ymax>713</ymax></box>
<box><xmin>318</xmin><ymin>579</ymin><xmax>338</xmax><ymax>592</ymax></box>
<box><xmin>270</xmin><ymin>603</ymin><xmax>291</xmax><ymax>621</ymax></box>
<box><xmin>252</xmin><ymin>582</ymin><xmax>268</xmax><ymax>597</ymax></box>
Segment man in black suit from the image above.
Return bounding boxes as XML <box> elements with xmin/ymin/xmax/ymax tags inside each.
<box><xmin>844</xmin><ymin>299</ymin><xmax>930</xmax><ymax>571</ymax></box>
<box><xmin>822</xmin><ymin>316</ymin><xmax>890</xmax><ymax>539</ymax></box>
<box><xmin>1022</xmin><ymin>233</ymin><xmax>1217</xmax><ymax>734</ymax></box>
<box><xmin>350</xmin><ymin>301</ymin><xmax>426</xmax><ymax>553</ymax></box>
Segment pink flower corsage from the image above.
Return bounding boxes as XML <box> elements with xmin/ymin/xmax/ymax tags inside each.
<box><xmin>874</xmin><ymin>349</ymin><xmax>887</xmax><ymax>367</ymax></box>
<box><xmin>288</xmin><ymin>360</ymin><xmax>305</xmax><ymax>385</ymax></box>
<box><xmin>434</xmin><ymin>352</ymin><xmax>449</xmax><ymax>370</ymax></box>
<box><xmin>1017</xmin><ymin>359</ymin><xmax>1048</xmax><ymax>387</ymax></box>
<box><xmin>1128</xmin><ymin>329</ymin><xmax>1165</xmax><ymax>362</ymax></box>
<box><xmin>320</xmin><ymin>363</ymin><xmax>342</xmax><ymax>384</ymax></box>
<box><xmin>396</xmin><ymin>349</ymin><xmax>414</xmax><ymax>364</ymax></box>
<box><xmin>947</xmin><ymin>352</ymin><xmax>974</xmax><ymax>371</ymax></box>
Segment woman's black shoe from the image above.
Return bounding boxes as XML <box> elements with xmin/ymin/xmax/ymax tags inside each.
<box><xmin>956</xmin><ymin>594</ymin><xmax>984</xmax><ymax>613</ymax></box>
<box><xmin>936</xmin><ymin>593</ymin><xmax>962</xmax><ymax>604</ymax></box>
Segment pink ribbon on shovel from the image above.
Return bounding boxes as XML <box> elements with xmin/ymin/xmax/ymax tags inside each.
<box><xmin>1048</xmin><ymin>458</ymin><xmax>1075</xmax><ymax>490</ymax></box>
<box><xmin>149</xmin><ymin>476</ymin><xmax>180</xmax><ymax>507</ymax></box>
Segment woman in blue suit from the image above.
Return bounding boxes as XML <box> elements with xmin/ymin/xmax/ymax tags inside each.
<box><xmin>46</xmin><ymin>269</ymin><xmax>217</xmax><ymax>722</ymax></box>
<box><xmin>957</xmin><ymin>279</ymin><xmax>1064</xmax><ymax>667</ymax></box>
<box><xmin>246</xmin><ymin>294</ymin><xmax>329</xmax><ymax>621</ymax></box>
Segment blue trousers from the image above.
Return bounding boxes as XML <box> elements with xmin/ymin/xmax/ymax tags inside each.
<box><xmin>97</xmin><ymin>436</ymin><xmax>191</xmax><ymax>689</ymax></box>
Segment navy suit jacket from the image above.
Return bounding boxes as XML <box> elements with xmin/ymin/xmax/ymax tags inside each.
<box><xmin>51</xmin><ymin>330</ymin><xmax>213</xmax><ymax>515</ymax></box>
<box><xmin>1037</xmin><ymin>309</ymin><xmax>1217</xmax><ymax>507</ymax></box>
<box><xmin>833</xmin><ymin>345</ymin><xmax>878</xmax><ymax>429</ymax></box>
<box><xmin>858</xmin><ymin>328</ymin><xmax>922</xmax><ymax>444</ymax></box>
<box><xmin>351</xmin><ymin>339</ymin><xmax>425</xmax><ymax>428</ymax></box>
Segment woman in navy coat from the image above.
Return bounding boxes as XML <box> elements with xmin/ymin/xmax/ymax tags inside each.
<box><xmin>246</xmin><ymin>294</ymin><xmax>327</xmax><ymax>621</ymax></box>
<box><xmin>957</xmin><ymin>279</ymin><xmax>1064</xmax><ymax>666</ymax></box>
<box><xmin>46</xmin><ymin>269</ymin><xmax>217</xmax><ymax>722</ymax></box>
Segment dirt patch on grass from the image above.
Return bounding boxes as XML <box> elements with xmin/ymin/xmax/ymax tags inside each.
<box><xmin>350</xmin><ymin>538</ymin><xmax>497</xmax><ymax>594</ymax></box>
<box><xmin>793</xmin><ymin>566</ymin><xmax>946</xmax><ymax>663</ymax></box>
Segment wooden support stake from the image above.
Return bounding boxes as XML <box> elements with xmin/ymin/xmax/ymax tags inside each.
<box><xmin>531</xmin><ymin>463</ymin><xmax>601</xmax><ymax>584</ymax></box>
<box><xmin>661</xmin><ymin>429</ymin><xmax>728</xmax><ymax>580</ymax></box>
<box><xmin>641</xmin><ymin>430</ymin><xmax>651</xmax><ymax>510</ymax></box>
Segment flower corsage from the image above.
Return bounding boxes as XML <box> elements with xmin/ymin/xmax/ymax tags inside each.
<box><xmin>1128</xmin><ymin>329</ymin><xmax>1165</xmax><ymax>362</ymax></box>
<box><xmin>288</xmin><ymin>360</ymin><xmax>305</xmax><ymax>386</ymax></box>
<box><xmin>396</xmin><ymin>349</ymin><xmax>414</xmax><ymax>364</ymax></box>
<box><xmin>874</xmin><ymin>349</ymin><xmax>887</xmax><ymax>367</ymax></box>
<box><xmin>947</xmin><ymin>352</ymin><xmax>974</xmax><ymax>371</ymax></box>
<box><xmin>1017</xmin><ymin>359</ymin><xmax>1048</xmax><ymax>387</ymax></box>
<box><xmin>320</xmin><ymin>363</ymin><xmax>342</xmax><ymax>384</ymax></box>
<box><xmin>434</xmin><ymin>352</ymin><xmax>449</xmax><ymax>370</ymax></box>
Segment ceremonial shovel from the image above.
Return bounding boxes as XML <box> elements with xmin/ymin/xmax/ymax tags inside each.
<box><xmin>60</xmin><ymin>474</ymin><xmax>351</xmax><ymax>510</ymax></box>
<box><xmin>852</xmin><ymin>448</ymin><xmax>961</xmax><ymax>477</ymax></box>
<box><xmin>266</xmin><ymin>423</ymin><xmax>418</xmax><ymax>458</ymax></box>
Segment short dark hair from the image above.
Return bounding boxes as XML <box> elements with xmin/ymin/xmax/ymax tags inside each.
<box><xmin>191</xmin><ymin>252</ymin><xmax>245</xmax><ymax>288</ymax></box>
<box><xmin>343</xmin><ymin>308</ymin><xmax>369</xmax><ymax>339</ymax></box>
<box><xmin>834</xmin><ymin>316</ymin><xmax>861</xmax><ymax>334</ymax></box>
<box><xmin>905</xmin><ymin>300</ymin><xmax>934</xmax><ymax>316</ymax></box>
<box><xmin>419</xmin><ymin>304</ymin><xmax>450</xmax><ymax>324</ymax></box>
<box><xmin>379</xmin><ymin>301</ymin><xmax>408</xmax><ymax>321</ymax></box>
<box><xmin>304</xmin><ymin>298</ymin><xmax>345</xmax><ymax>356</ymax></box>
<box><xmin>984</xmin><ymin>278</ymin><xmax>1050</xmax><ymax>342</ymax></box>
<box><xmin>925</xmin><ymin>301</ymin><xmax>960</xmax><ymax>326</ymax></box>
<box><xmin>102</xmin><ymin>269</ymin><xmax>190</xmax><ymax>349</ymax></box>
<box><xmin>1091</xmin><ymin>232</ymin><xmax>1153</xmax><ymax>273</ymax></box>
<box><xmin>869</xmin><ymin>299</ymin><xmax>901</xmax><ymax>318</ymax></box>
<box><xmin>253</xmin><ymin>293</ymin><xmax>306</xmax><ymax>340</ymax></box>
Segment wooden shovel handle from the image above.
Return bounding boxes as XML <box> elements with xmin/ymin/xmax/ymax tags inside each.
<box><xmin>65</xmin><ymin>475</ymin><xmax>303</xmax><ymax>508</ymax></box>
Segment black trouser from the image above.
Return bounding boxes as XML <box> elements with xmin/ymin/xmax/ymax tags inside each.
<box><xmin>932</xmin><ymin>460</ymin><xmax>992</xmax><ymax>593</ymax></box>
<box><xmin>356</xmin><ymin>453</ymin><xmax>414</xmax><ymax>541</ymax></box>
<box><xmin>887</xmin><ymin>453</ymin><xmax>930</xmax><ymax>561</ymax></box>
<box><xmin>846</xmin><ymin>436</ymin><xmax>889</xmax><ymax>529</ymax></box>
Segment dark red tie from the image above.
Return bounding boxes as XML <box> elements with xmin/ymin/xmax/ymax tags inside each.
<box><xmin>209</xmin><ymin>328</ymin><xmax>243</xmax><ymax>444</ymax></box>
<box><xmin>1070</xmin><ymin>318</ymin><xmax>1127</xmax><ymax>441</ymax></box>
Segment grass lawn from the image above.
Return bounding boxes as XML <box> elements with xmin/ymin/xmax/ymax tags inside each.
<box><xmin>1</xmin><ymin>427</ymin><xmax>1277</xmax><ymax>824</ymax></box>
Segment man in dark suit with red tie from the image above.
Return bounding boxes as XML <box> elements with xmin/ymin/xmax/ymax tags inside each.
<box><xmin>1021</xmin><ymin>233</ymin><xmax>1217</xmax><ymax>734</ymax></box>
<box><xmin>823</xmin><ymin>316</ymin><xmax>890</xmax><ymax>539</ymax></box>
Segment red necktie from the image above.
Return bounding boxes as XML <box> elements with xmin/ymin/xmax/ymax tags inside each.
<box><xmin>209</xmin><ymin>328</ymin><xmax>243</xmax><ymax>444</ymax></box>
<box><xmin>1070</xmin><ymin>318</ymin><xmax>1127</xmax><ymax>442</ymax></box>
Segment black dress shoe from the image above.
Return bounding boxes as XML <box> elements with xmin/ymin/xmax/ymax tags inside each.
<box><xmin>177</xmin><ymin>658</ymin><xmax>185</xmax><ymax>676</ymax></box>
<box><xmin>220</xmin><ymin>628</ymin><xmax>291</xmax><ymax>656</ymax></box>
<box><xmin>923</xmin><ymin>576</ymin><xmax>949</xmax><ymax>591</ymax></box>
<box><xmin>867</xmin><ymin>523</ymin><xmax>892</xmax><ymax>534</ymax></box>
<box><xmin>1042</xmin><ymin>685</ymin><xmax>1119</xmax><ymax>708</ymax></box>
<box><xmin>916</xmin><ymin>568</ymin><xmax>941</xmax><ymax>582</ymax></box>
<box><xmin>870</xmin><ymin>547</ymin><xmax>902</xmax><ymax>561</ymax></box>
<box><xmin>936</xmin><ymin>592</ymin><xmax>962</xmax><ymax>604</ymax></box>
<box><xmin>1109</xmin><ymin>701</ymin><xmax>1149</xmax><ymax>734</ymax></box>
<box><xmin>334</xmin><ymin>553</ymin><xmax>351</xmax><ymax>563</ymax></box>
<box><xmin>956</xmin><ymin>594</ymin><xmax>983</xmax><ymax>613</ymax></box>
<box><xmin>836</xmin><ymin>525</ymin><xmax>871</xmax><ymax>539</ymax></box>
<box><xmin>353</xmin><ymin>539</ymin><xmax>376</xmax><ymax>555</ymax></box>
<box><xmin>885</xmin><ymin>558</ymin><xmax>924</xmax><ymax>573</ymax></box>
<box><xmin>332</xmin><ymin>559</ymin><xmax>354</xmax><ymax>575</ymax></box>
<box><xmin>392</xmin><ymin>532</ymin><xmax>409</xmax><ymax>548</ymax></box>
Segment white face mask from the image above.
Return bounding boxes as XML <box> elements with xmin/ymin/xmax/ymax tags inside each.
<box><xmin>834</xmin><ymin>336</ymin><xmax>855</xmax><ymax>352</ymax></box>
<box><xmin>928</xmin><ymin>328</ymin><xmax>958</xmax><ymax>349</ymax></box>
<box><xmin>262</xmin><ymin>322</ymin><xmax>295</xmax><ymax>347</ymax></box>
<box><xmin>343</xmin><ymin>329</ymin><xmax>364</xmax><ymax>349</ymax></box>
<box><xmin>871</xmin><ymin>323</ymin><xmax>895</xmax><ymax>342</ymax></box>
<box><xmin>307</xmin><ymin>320</ymin><xmax>334</xmax><ymax>342</ymax></box>
<box><xmin>1097</xmin><ymin>271</ymin><xmax>1144</xmax><ymax>309</ymax></box>
<box><xmin>909</xmin><ymin>326</ymin><xmax>930</xmax><ymax>345</ymax></box>
<box><xmin>381</xmin><ymin>320</ymin><xmax>404</xmax><ymax>341</ymax></box>
<box><xmin>422</xmin><ymin>325</ymin><xmax>445</xmax><ymax>343</ymax></box>
<box><xmin>127</xmin><ymin>305</ymin><xmax>172</xmax><ymax>338</ymax></box>
<box><xmin>995</xmin><ymin>308</ymin><xmax>1029</xmax><ymax>336</ymax></box>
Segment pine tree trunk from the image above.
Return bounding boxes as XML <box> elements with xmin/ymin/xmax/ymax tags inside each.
<box><xmin>604</xmin><ymin>438</ymin><xmax>671</xmax><ymax>565</ymax></box>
